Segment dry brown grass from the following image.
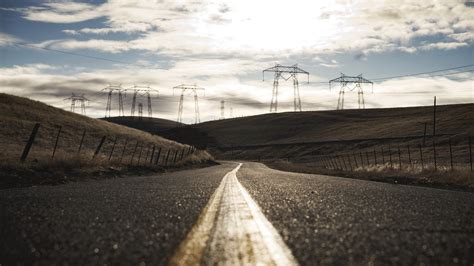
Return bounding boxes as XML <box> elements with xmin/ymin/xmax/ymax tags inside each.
<box><xmin>265</xmin><ymin>159</ymin><xmax>474</xmax><ymax>191</ymax></box>
<box><xmin>0</xmin><ymin>93</ymin><xmax>214</xmax><ymax>188</ymax></box>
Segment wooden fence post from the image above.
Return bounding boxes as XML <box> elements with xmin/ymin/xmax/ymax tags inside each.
<box><xmin>353</xmin><ymin>152</ymin><xmax>359</xmax><ymax>168</ymax></box>
<box><xmin>365</xmin><ymin>151</ymin><xmax>370</xmax><ymax>166</ymax></box>
<box><xmin>419</xmin><ymin>144</ymin><xmax>424</xmax><ymax>170</ymax></box>
<box><xmin>20</xmin><ymin>123</ymin><xmax>40</xmax><ymax>162</ymax></box>
<box><xmin>109</xmin><ymin>136</ymin><xmax>117</xmax><ymax>160</ymax></box>
<box><xmin>347</xmin><ymin>154</ymin><xmax>353</xmax><ymax>171</ymax></box>
<box><xmin>469</xmin><ymin>136</ymin><xmax>472</xmax><ymax>172</ymax></box>
<box><xmin>448</xmin><ymin>138</ymin><xmax>453</xmax><ymax>171</ymax></box>
<box><xmin>398</xmin><ymin>145</ymin><xmax>402</xmax><ymax>170</ymax></box>
<box><xmin>144</xmin><ymin>146</ymin><xmax>150</xmax><ymax>164</ymax></box>
<box><xmin>340</xmin><ymin>155</ymin><xmax>347</xmax><ymax>170</ymax></box>
<box><xmin>78</xmin><ymin>129</ymin><xmax>86</xmax><ymax>154</ymax></box>
<box><xmin>433</xmin><ymin>139</ymin><xmax>437</xmax><ymax>171</ymax></box>
<box><xmin>388</xmin><ymin>145</ymin><xmax>393</xmax><ymax>168</ymax></box>
<box><xmin>359</xmin><ymin>152</ymin><xmax>364</xmax><ymax>168</ymax></box>
<box><xmin>155</xmin><ymin>147</ymin><xmax>162</xmax><ymax>165</ymax></box>
<box><xmin>137</xmin><ymin>145</ymin><xmax>144</xmax><ymax>165</ymax></box>
<box><xmin>93</xmin><ymin>136</ymin><xmax>106</xmax><ymax>159</ymax></box>
<box><xmin>164</xmin><ymin>149</ymin><xmax>171</xmax><ymax>166</ymax></box>
<box><xmin>381</xmin><ymin>147</ymin><xmax>385</xmax><ymax>164</ymax></box>
<box><xmin>52</xmin><ymin>126</ymin><xmax>62</xmax><ymax>159</ymax></box>
<box><xmin>120</xmin><ymin>138</ymin><xmax>128</xmax><ymax>163</ymax></box>
<box><xmin>407</xmin><ymin>145</ymin><xmax>412</xmax><ymax>167</ymax></box>
<box><xmin>130</xmin><ymin>141</ymin><xmax>139</xmax><ymax>164</ymax></box>
<box><xmin>173</xmin><ymin>150</ymin><xmax>178</xmax><ymax>164</ymax></box>
<box><xmin>373</xmin><ymin>148</ymin><xmax>377</xmax><ymax>165</ymax></box>
<box><xmin>150</xmin><ymin>145</ymin><xmax>156</xmax><ymax>164</ymax></box>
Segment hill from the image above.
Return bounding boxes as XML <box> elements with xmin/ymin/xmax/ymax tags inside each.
<box><xmin>110</xmin><ymin>103</ymin><xmax>473</xmax><ymax>161</ymax></box>
<box><xmin>102</xmin><ymin>116</ymin><xmax>181</xmax><ymax>134</ymax></box>
<box><xmin>0</xmin><ymin>93</ymin><xmax>211</xmax><ymax>187</ymax></box>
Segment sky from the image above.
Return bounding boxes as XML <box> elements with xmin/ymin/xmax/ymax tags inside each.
<box><xmin>0</xmin><ymin>0</ymin><xmax>473</xmax><ymax>123</ymax></box>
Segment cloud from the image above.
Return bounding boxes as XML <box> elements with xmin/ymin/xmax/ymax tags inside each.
<box><xmin>13</xmin><ymin>0</ymin><xmax>472</xmax><ymax>57</ymax></box>
<box><xmin>0</xmin><ymin>32</ymin><xmax>21</xmax><ymax>46</ymax></box>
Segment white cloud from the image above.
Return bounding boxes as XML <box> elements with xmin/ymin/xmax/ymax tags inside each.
<box><xmin>0</xmin><ymin>32</ymin><xmax>21</xmax><ymax>46</ymax></box>
<box><xmin>15</xmin><ymin>0</ymin><xmax>473</xmax><ymax>57</ymax></box>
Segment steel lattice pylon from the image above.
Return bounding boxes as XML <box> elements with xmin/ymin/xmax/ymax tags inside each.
<box><xmin>329</xmin><ymin>74</ymin><xmax>373</xmax><ymax>110</ymax></box>
<box><xmin>125</xmin><ymin>85</ymin><xmax>158</xmax><ymax>118</ymax></box>
<box><xmin>64</xmin><ymin>93</ymin><xmax>89</xmax><ymax>115</ymax></box>
<box><xmin>263</xmin><ymin>64</ymin><xmax>309</xmax><ymax>112</ymax></box>
<box><xmin>101</xmin><ymin>84</ymin><xmax>125</xmax><ymax>117</ymax></box>
<box><xmin>173</xmin><ymin>84</ymin><xmax>205</xmax><ymax>125</ymax></box>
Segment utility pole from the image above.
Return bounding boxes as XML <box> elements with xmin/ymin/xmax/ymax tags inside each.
<box><xmin>173</xmin><ymin>84</ymin><xmax>205</xmax><ymax>125</ymax></box>
<box><xmin>230</xmin><ymin>106</ymin><xmax>233</xmax><ymax>118</ymax></box>
<box><xmin>220</xmin><ymin>100</ymin><xmax>225</xmax><ymax>119</ymax></box>
<box><xmin>262</xmin><ymin>64</ymin><xmax>309</xmax><ymax>112</ymax></box>
<box><xmin>329</xmin><ymin>74</ymin><xmax>373</xmax><ymax>110</ymax></box>
<box><xmin>101</xmin><ymin>84</ymin><xmax>125</xmax><ymax>117</ymax></box>
<box><xmin>64</xmin><ymin>93</ymin><xmax>89</xmax><ymax>115</ymax></box>
<box><xmin>433</xmin><ymin>96</ymin><xmax>437</xmax><ymax>137</ymax></box>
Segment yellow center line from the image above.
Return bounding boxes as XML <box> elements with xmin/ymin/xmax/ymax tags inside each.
<box><xmin>169</xmin><ymin>163</ymin><xmax>298</xmax><ymax>266</ymax></box>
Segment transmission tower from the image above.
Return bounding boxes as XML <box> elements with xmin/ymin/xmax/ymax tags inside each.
<box><xmin>64</xmin><ymin>93</ymin><xmax>89</xmax><ymax>115</ymax></box>
<box><xmin>138</xmin><ymin>103</ymin><xmax>143</xmax><ymax>120</ymax></box>
<box><xmin>263</xmin><ymin>64</ymin><xmax>309</xmax><ymax>112</ymax></box>
<box><xmin>101</xmin><ymin>84</ymin><xmax>125</xmax><ymax>117</ymax></box>
<box><xmin>329</xmin><ymin>74</ymin><xmax>373</xmax><ymax>110</ymax></box>
<box><xmin>126</xmin><ymin>85</ymin><xmax>159</xmax><ymax>118</ymax></box>
<box><xmin>220</xmin><ymin>100</ymin><xmax>225</xmax><ymax>119</ymax></box>
<box><xmin>173</xmin><ymin>84</ymin><xmax>205</xmax><ymax>124</ymax></box>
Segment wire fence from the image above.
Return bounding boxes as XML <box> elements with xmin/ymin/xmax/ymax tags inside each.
<box><xmin>312</xmin><ymin>137</ymin><xmax>473</xmax><ymax>172</ymax></box>
<box><xmin>17</xmin><ymin>123</ymin><xmax>197</xmax><ymax>167</ymax></box>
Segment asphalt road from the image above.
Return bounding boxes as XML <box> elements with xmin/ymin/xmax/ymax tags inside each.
<box><xmin>0</xmin><ymin>163</ymin><xmax>236</xmax><ymax>265</ymax></box>
<box><xmin>238</xmin><ymin>162</ymin><xmax>474</xmax><ymax>265</ymax></box>
<box><xmin>1</xmin><ymin>161</ymin><xmax>473</xmax><ymax>265</ymax></box>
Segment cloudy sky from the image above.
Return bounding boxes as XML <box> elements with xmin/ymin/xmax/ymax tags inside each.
<box><xmin>0</xmin><ymin>0</ymin><xmax>473</xmax><ymax>123</ymax></box>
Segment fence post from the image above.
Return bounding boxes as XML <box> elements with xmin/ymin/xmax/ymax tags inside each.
<box><xmin>150</xmin><ymin>145</ymin><xmax>156</xmax><ymax>164</ymax></box>
<box><xmin>52</xmin><ymin>126</ymin><xmax>62</xmax><ymax>159</ymax></box>
<box><xmin>347</xmin><ymin>154</ymin><xmax>353</xmax><ymax>171</ymax></box>
<box><xmin>433</xmin><ymin>139</ymin><xmax>437</xmax><ymax>171</ymax></box>
<box><xmin>144</xmin><ymin>145</ymin><xmax>150</xmax><ymax>164</ymax></box>
<box><xmin>469</xmin><ymin>136</ymin><xmax>472</xmax><ymax>172</ymax></box>
<box><xmin>109</xmin><ymin>136</ymin><xmax>117</xmax><ymax>161</ymax></box>
<box><xmin>173</xmin><ymin>150</ymin><xmax>178</xmax><ymax>164</ymax></box>
<box><xmin>120</xmin><ymin>138</ymin><xmax>128</xmax><ymax>163</ymax></box>
<box><xmin>20</xmin><ymin>123</ymin><xmax>40</xmax><ymax>162</ymax></box>
<box><xmin>365</xmin><ymin>151</ymin><xmax>370</xmax><ymax>166</ymax></box>
<box><xmin>359</xmin><ymin>152</ymin><xmax>364</xmax><ymax>168</ymax></box>
<box><xmin>164</xmin><ymin>149</ymin><xmax>171</xmax><ymax>166</ymax></box>
<box><xmin>423</xmin><ymin>122</ymin><xmax>427</xmax><ymax>147</ymax></box>
<box><xmin>381</xmin><ymin>147</ymin><xmax>385</xmax><ymax>164</ymax></box>
<box><xmin>419</xmin><ymin>144</ymin><xmax>424</xmax><ymax>170</ymax></box>
<box><xmin>93</xmin><ymin>136</ymin><xmax>106</xmax><ymax>159</ymax></box>
<box><xmin>332</xmin><ymin>156</ymin><xmax>339</xmax><ymax>170</ymax></box>
<box><xmin>407</xmin><ymin>145</ymin><xmax>412</xmax><ymax>167</ymax></box>
<box><xmin>154</xmin><ymin>147</ymin><xmax>162</xmax><ymax>165</ymax></box>
<box><xmin>130</xmin><ymin>141</ymin><xmax>139</xmax><ymax>164</ymax></box>
<box><xmin>137</xmin><ymin>145</ymin><xmax>144</xmax><ymax>165</ymax></box>
<box><xmin>78</xmin><ymin>129</ymin><xmax>86</xmax><ymax>154</ymax></box>
<box><xmin>339</xmin><ymin>155</ymin><xmax>347</xmax><ymax>170</ymax></box>
<box><xmin>373</xmin><ymin>148</ymin><xmax>377</xmax><ymax>165</ymax></box>
<box><xmin>397</xmin><ymin>145</ymin><xmax>402</xmax><ymax>170</ymax></box>
<box><xmin>353</xmin><ymin>152</ymin><xmax>359</xmax><ymax>168</ymax></box>
<box><xmin>180</xmin><ymin>149</ymin><xmax>185</xmax><ymax>160</ymax></box>
<box><xmin>388</xmin><ymin>145</ymin><xmax>393</xmax><ymax>168</ymax></box>
<box><xmin>448</xmin><ymin>138</ymin><xmax>453</xmax><ymax>171</ymax></box>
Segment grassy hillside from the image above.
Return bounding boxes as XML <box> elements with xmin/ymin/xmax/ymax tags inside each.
<box><xmin>103</xmin><ymin>116</ymin><xmax>181</xmax><ymax>134</ymax></box>
<box><xmin>0</xmin><ymin>93</ymin><xmax>212</xmax><ymax>187</ymax></box>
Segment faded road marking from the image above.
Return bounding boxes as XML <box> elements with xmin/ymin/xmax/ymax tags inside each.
<box><xmin>169</xmin><ymin>163</ymin><xmax>298</xmax><ymax>266</ymax></box>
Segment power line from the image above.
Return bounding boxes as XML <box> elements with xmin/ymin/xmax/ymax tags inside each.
<box><xmin>370</xmin><ymin>64</ymin><xmax>474</xmax><ymax>81</ymax></box>
<box><xmin>2</xmin><ymin>41</ymin><xmax>164</xmax><ymax>69</ymax></box>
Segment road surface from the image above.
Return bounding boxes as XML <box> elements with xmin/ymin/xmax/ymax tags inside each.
<box><xmin>1</xmin><ymin>161</ymin><xmax>473</xmax><ymax>265</ymax></box>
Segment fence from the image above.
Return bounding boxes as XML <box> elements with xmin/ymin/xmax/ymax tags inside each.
<box><xmin>17</xmin><ymin>123</ymin><xmax>197</xmax><ymax>167</ymax></box>
<box><xmin>312</xmin><ymin>136</ymin><xmax>473</xmax><ymax>172</ymax></box>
